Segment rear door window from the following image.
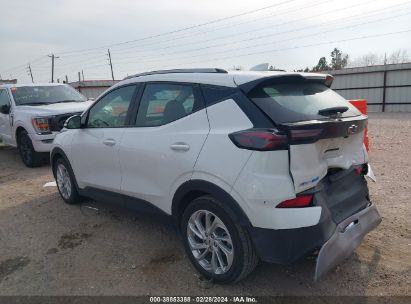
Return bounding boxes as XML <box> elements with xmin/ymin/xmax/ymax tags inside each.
<box><xmin>135</xmin><ymin>83</ymin><xmax>203</xmax><ymax>127</ymax></box>
<box><xmin>248</xmin><ymin>81</ymin><xmax>361</xmax><ymax>123</ymax></box>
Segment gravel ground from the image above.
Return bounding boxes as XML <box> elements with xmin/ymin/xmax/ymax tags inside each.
<box><xmin>0</xmin><ymin>113</ymin><xmax>410</xmax><ymax>296</ymax></box>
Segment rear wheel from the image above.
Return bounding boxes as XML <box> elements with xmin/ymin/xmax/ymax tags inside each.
<box><xmin>54</xmin><ymin>158</ymin><xmax>81</xmax><ymax>204</ymax></box>
<box><xmin>18</xmin><ymin>130</ymin><xmax>44</xmax><ymax>167</ymax></box>
<box><xmin>181</xmin><ymin>196</ymin><xmax>258</xmax><ymax>283</ymax></box>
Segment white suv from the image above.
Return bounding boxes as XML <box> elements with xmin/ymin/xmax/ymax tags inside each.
<box><xmin>51</xmin><ymin>69</ymin><xmax>381</xmax><ymax>283</ymax></box>
<box><xmin>0</xmin><ymin>83</ymin><xmax>92</xmax><ymax>167</ymax></box>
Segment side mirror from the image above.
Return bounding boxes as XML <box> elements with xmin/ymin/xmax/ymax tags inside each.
<box><xmin>0</xmin><ymin>104</ymin><xmax>10</xmax><ymax>114</ymax></box>
<box><xmin>64</xmin><ymin>115</ymin><xmax>82</xmax><ymax>129</ymax></box>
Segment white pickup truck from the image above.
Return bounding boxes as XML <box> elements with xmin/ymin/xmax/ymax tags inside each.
<box><xmin>0</xmin><ymin>83</ymin><xmax>93</xmax><ymax>167</ymax></box>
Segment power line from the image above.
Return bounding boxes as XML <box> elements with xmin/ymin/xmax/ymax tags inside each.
<box><xmin>110</xmin><ymin>0</ymin><xmax>335</xmax><ymax>55</ymax></box>
<box><xmin>55</xmin><ymin>0</ymin><xmax>297</xmax><ymax>56</ymax></box>
<box><xmin>2</xmin><ymin>0</ymin><xmax>297</xmax><ymax>77</ymax></box>
<box><xmin>1</xmin><ymin>56</ymin><xmax>48</xmax><ymax>74</ymax></box>
<box><xmin>113</xmin><ymin>6</ymin><xmax>411</xmax><ymax>67</ymax></box>
<box><xmin>142</xmin><ymin>28</ymin><xmax>411</xmax><ymax>70</ymax></box>
<box><xmin>53</xmin><ymin>0</ymin><xmax>405</xmax><ymax>75</ymax></box>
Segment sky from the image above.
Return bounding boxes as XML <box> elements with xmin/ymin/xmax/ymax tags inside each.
<box><xmin>1</xmin><ymin>0</ymin><xmax>411</xmax><ymax>83</ymax></box>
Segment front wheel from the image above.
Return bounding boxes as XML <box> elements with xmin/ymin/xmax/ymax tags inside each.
<box><xmin>54</xmin><ymin>158</ymin><xmax>81</xmax><ymax>204</ymax></box>
<box><xmin>181</xmin><ymin>196</ymin><xmax>258</xmax><ymax>283</ymax></box>
<box><xmin>18</xmin><ymin>130</ymin><xmax>44</xmax><ymax>167</ymax></box>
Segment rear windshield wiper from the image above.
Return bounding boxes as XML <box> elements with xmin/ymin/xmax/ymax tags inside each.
<box><xmin>318</xmin><ymin>106</ymin><xmax>349</xmax><ymax>116</ymax></box>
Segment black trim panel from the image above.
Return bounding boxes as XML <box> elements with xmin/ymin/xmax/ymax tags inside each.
<box><xmin>279</xmin><ymin>115</ymin><xmax>368</xmax><ymax>145</ymax></box>
<box><xmin>248</xmin><ymin>215</ymin><xmax>336</xmax><ymax>264</ymax></box>
<box><xmin>78</xmin><ymin>187</ymin><xmax>172</xmax><ymax>218</ymax></box>
<box><xmin>172</xmin><ymin>180</ymin><xmax>251</xmax><ymax>226</ymax></box>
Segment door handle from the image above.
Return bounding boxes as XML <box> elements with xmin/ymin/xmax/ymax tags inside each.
<box><xmin>170</xmin><ymin>143</ymin><xmax>190</xmax><ymax>151</ymax></box>
<box><xmin>103</xmin><ymin>138</ymin><xmax>116</xmax><ymax>146</ymax></box>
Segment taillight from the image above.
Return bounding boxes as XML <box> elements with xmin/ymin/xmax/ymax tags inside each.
<box><xmin>276</xmin><ymin>195</ymin><xmax>313</xmax><ymax>208</ymax></box>
<box><xmin>229</xmin><ymin>129</ymin><xmax>288</xmax><ymax>151</ymax></box>
<box><xmin>354</xmin><ymin>164</ymin><xmax>368</xmax><ymax>175</ymax></box>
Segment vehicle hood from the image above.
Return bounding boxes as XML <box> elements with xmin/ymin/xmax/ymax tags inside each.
<box><xmin>16</xmin><ymin>100</ymin><xmax>94</xmax><ymax>116</ymax></box>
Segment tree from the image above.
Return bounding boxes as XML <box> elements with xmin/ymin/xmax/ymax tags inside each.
<box><xmin>357</xmin><ymin>53</ymin><xmax>381</xmax><ymax>67</ymax></box>
<box><xmin>330</xmin><ymin>48</ymin><xmax>349</xmax><ymax>70</ymax></box>
<box><xmin>387</xmin><ymin>49</ymin><xmax>410</xmax><ymax>64</ymax></box>
<box><xmin>312</xmin><ymin>57</ymin><xmax>330</xmax><ymax>72</ymax></box>
<box><xmin>294</xmin><ymin>67</ymin><xmax>310</xmax><ymax>72</ymax></box>
<box><xmin>230</xmin><ymin>65</ymin><xmax>244</xmax><ymax>71</ymax></box>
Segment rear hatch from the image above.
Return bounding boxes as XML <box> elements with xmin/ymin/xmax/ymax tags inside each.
<box><xmin>244</xmin><ymin>75</ymin><xmax>368</xmax><ymax>193</ymax></box>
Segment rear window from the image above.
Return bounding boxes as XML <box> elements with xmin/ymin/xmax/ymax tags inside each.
<box><xmin>248</xmin><ymin>81</ymin><xmax>361</xmax><ymax>123</ymax></box>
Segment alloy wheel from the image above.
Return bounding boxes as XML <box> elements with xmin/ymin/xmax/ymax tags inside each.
<box><xmin>56</xmin><ymin>163</ymin><xmax>72</xmax><ymax>200</ymax></box>
<box><xmin>187</xmin><ymin>210</ymin><xmax>234</xmax><ymax>275</ymax></box>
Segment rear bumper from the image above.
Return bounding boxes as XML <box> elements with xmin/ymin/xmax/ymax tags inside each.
<box><xmin>248</xmin><ymin>208</ymin><xmax>336</xmax><ymax>265</ymax></box>
<box><xmin>247</xmin><ymin>168</ymin><xmax>381</xmax><ymax>278</ymax></box>
<box><xmin>315</xmin><ymin>203</ymin><xmax>381</xmax><ymax>280</ymax></box>
<box><xmin>248</xmin><ymin>203</ymin><xmax>381</xmax><ymax>277</ymax></box>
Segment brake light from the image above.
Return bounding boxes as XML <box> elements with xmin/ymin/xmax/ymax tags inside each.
<box><xmin>276</xmin><ymin>195</ymin><xmax>313</xmax><ymax>208</ymax></box>
<box><xmin>229</xmin><ymin>129</ymin><xmax>288</xmax><ymax>151</ymax></box>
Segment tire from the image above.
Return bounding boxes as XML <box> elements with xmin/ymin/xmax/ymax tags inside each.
<box><xmin>17</xmin><ymin>130</ymin><xmax>44</xmax><ymax>167</ymax></box>
<box><xmin>53</xmin><ymin>157</ymin><xmax>81</xmax><ymax>204</ymax></box>
<box><xmin>181</xmin><ymin>195</ymin><xmax>258</xmax><ymax>284</ymax></box>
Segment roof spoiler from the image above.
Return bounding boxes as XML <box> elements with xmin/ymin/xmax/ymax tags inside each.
<box><xmin>239</xmin><ymin>74</ymin><xmax>334</xmax><ymax>94</ymax></box>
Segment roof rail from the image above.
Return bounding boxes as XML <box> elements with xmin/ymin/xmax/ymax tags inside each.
<box><xmin>123</xmin><ymin>68</ymin><xmax>228</xmax><ymax>80</ymax></box>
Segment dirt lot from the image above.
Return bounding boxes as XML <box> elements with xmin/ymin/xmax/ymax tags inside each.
<box><xmin>0</xmin><ymin>113</ymin><xmax>410</xmax><ymax>296</ymax></box>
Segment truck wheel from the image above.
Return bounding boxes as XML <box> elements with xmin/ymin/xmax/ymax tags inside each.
<box><xmin>181</xmin><ymin>195</ymin><xmax>258</xmax><ymax>284</ymax></box>
<box><xmin>18</xmin><ymin>130</ymin><xmax>44</xmax><ymax>167</ymax></box>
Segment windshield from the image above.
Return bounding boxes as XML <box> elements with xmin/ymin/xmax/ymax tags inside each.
<box><xmin>248</xmin><ymin>81</ymin><xmax>361</xmax><ymax>123</ymax></box>
<box><xmin>11</xmin><ymin>85</ymin><xmax>87</xmax><ymax>105</ymax></box>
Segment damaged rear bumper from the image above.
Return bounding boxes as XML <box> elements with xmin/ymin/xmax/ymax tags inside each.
<box><xmin>315</xmin><ymin>203</ymin><xmax>381</xmax><ymax>280</ymax></box>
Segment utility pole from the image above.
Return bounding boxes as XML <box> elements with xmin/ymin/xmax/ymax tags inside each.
<box><xmin>107</xmin><ymin>49</ymin><xmax>115</xmax><ymax>80</ymax></box>
<box><xmin>65</xmin><ymin>75</ymin><xmax>68</xmax><ymax>84</ymax></box>
<box><xmin>81</xmin><ymin>70</ymin><xmax>85</xmax><ymax>81</ymax></box>
<box><xmin>48</xmin><ymin>54</ymin><xmax>59</xmax><ymax>83</ymax></box>
<box><xmin>26</xmin><ymin>64</ymin><xmax>34</xmax><ymax>83</ymax></box>
<box><xmin>78</xmin><ymin>72</ymin><xmax>81</xmax><ymax>82</ymax></box>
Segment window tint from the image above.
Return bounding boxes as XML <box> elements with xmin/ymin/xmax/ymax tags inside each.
<box><xmin>87</xmin><ymin>85</ymin><xmax>135</xmax><ymax>128</ymax></box>
<box><xmin>201</xmin><ymin>85</ymin><xmax>238</xmax><ymax>106</ymax></box>
<box><xmin>136</xmin><ymin>83</ymin><xmax>201</xmax><ymax>127</ymax></box>
<box><xmin>248</xmin><ymin>81</ymin><xmax>361</xmax><ymax>123</ymax></box>
<box><xmin>0</xmin><ymin>89</ymin><xmax>11</xmax><ymax>107</ymax></box>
